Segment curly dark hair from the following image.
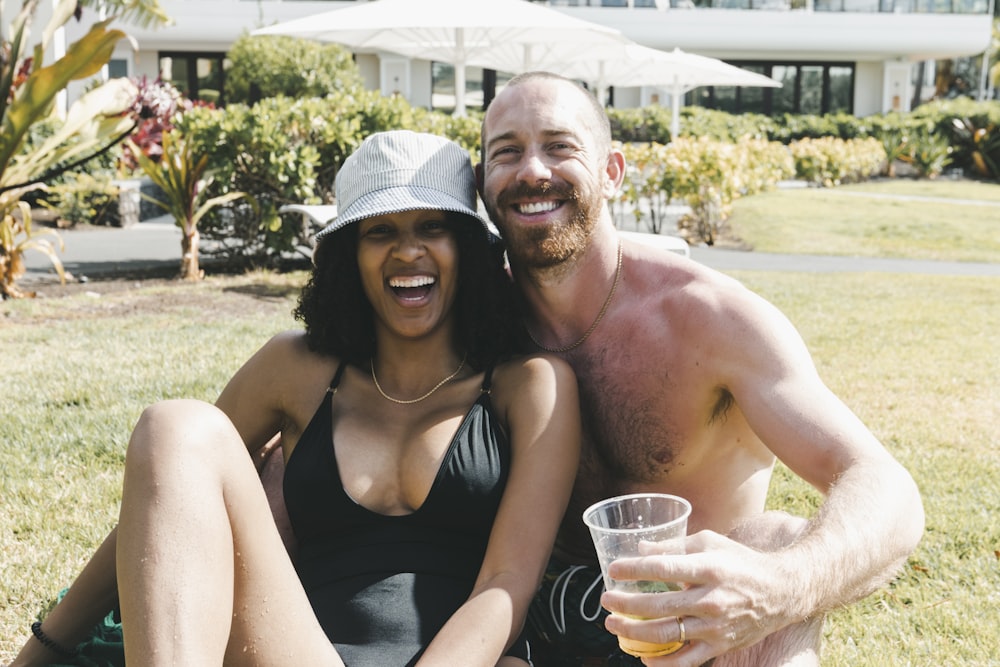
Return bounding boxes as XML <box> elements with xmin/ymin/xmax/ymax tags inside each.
<box><xmin>294</xmin><ymin>214</ymin><xmax>524</xmax><ymax>372</ymax></box>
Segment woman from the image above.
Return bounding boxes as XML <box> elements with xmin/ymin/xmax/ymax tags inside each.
<box><xmin>10</xmin><ymin>131</ymin><xmax>579</xmax><ymax>666</ymax></box>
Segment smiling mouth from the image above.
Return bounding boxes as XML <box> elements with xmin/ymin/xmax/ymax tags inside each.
<box><xmin>516</xmin><ymin>200</ymin><xmax>561</xmax><ymax>215</ymax></box>
<box><xmin>388</xmin><ymin>275</ymin><xmax>435</xmax><ymax>300</ymax></box>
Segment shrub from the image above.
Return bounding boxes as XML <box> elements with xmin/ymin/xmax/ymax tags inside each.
<box><xmin>41</xmin><ymin>172</ymin><xmax>120</xmax><ymax>227</ymax></box>
<box><xmin>172</xmin><ymin>91</ymin><xmax>474</xmax><ymax>267</ymax></box>
<box><xmin>175</xmin><ymin>100</ymin><xmax>325</xmax><ymax>267</ymax></box>
<box><xmin>225</xmin><ymin>34</ymin><xmax>363</xmax><ymax>104</ymax></box>
<box><xmin>788</xmin><ymin>136</ymin><xmax>885</xmax><ymax>186</ymax></box>
<box><xmin>616</xmin><ymin>136</ymin><xmax>794</xmax><ymax>244</ymax></box>
<box><xmin>905</xmin><ymin>130</ymin><xmax>954</xmax><ymax>179</ymax></box>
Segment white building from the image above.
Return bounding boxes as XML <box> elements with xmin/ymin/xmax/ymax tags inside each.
<box><xmin>52</xmin><ymin>0</ymin><xmax>997</xmax><ymax>117</ymax></box>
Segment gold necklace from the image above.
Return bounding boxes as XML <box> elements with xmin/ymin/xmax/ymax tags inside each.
<box><xmin>370</xmin><ymin>354</ymin><xmax>467</xmax><ymax>405</ymax></box>
<box><xmin>527</xmin><ymin>240</ymin><xmax>623</xmax><ymax>353</ymax></box>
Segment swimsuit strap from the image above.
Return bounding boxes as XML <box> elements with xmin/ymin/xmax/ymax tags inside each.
<box><xmin>327</xmin><ymin>359</ymin><xmax>349</xmax><ymax>394</ymax></box>
<box><xmin>480</xmin><ymin>363</ymin><xmax>496</xmax><ymax>394</ymax></box>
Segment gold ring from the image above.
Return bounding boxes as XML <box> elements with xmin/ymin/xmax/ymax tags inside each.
<box><xmin>676</xmin><ymin>616</ymin><xmax>686</xmax><ymax>644</ymax></box>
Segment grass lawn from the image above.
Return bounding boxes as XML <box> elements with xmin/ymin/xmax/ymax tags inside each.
<box><xmin>1</xmin><ymin>180</ymin><xmax>998</xmax><ymax>664</ymax></box>
<box><xmin>728</xmin><ymin>178</ymin><xmax>1000</xmax><ymax>263</ymax></box>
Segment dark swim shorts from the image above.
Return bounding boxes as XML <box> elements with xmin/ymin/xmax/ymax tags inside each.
<box><xmin>525</xmin><ymin>559</ymin><xmax>715</xmax><ymax>667</ymax></box>
<box><xmin>525</xmin><ymin>560</ymin><xmax>643</xmax><ymax>666</ymax></box>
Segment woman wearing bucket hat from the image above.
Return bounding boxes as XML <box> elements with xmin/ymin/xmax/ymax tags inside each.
<box><xmin>7</xmin><ymin>132</ymin><xmax>580</xmax><ymax>667</ymax></box>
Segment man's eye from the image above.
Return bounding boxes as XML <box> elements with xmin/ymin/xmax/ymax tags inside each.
<box><xmin>490</xmin><ymin>146</ymin><xmax>518</xmax><ymax>160</ymax></box>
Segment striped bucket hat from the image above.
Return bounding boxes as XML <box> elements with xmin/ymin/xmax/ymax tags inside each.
<box><xmin>316</xmin><ymin>130</ymin><xmax>491</xmax><ymax>240</ymax></box>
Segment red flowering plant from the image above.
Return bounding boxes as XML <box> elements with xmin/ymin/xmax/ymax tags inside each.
<box><xmin>118</xmin><ymin>76</ymin><xmax>193</xmax><ymax>173</ymax></box>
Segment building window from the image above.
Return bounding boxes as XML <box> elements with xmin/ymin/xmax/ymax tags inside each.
<box><xmin>431</xmin><ymin>63</ymin><xmax>489</xmax><ymax>113</ymax></box>
<box><xmin>159</xmin><ymin>52</ymin><xmax>229</xmax><ymax>105</ymax></box>
<box><xmin>107</xmin><ymin>58</ymin><xmax>129</xmax><ymax>79</ymax></box>
<box><xmin>827</xmin><ymin>66</ymin><xmax>854</xmax><ymax>113</ymax></box>
<box><xmin>693</xmin><ymin>62</ymin><xmax>855</xmax><ymax>116</ymax></box>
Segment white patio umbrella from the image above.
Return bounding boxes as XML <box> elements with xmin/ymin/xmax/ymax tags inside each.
<box><xmin>252</xmin><ymin>0</ymin><xmax>629</xmax><ymax>116</ymax></box>
<box><xmin>549</xmin><ymin>45</ymin><xmax>781</xmax><ymax>137</ymax></box>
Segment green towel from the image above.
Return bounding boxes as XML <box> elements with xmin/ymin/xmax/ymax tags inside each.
<box><xmin>45</xmin><ymin>590</ymin><xmax>124</xmax><ymax>667</ymax></box>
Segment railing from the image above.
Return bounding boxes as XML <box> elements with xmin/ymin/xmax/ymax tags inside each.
<box><xmin>814</xmin><ymin>0</ymin><xmax>989</xmax><ymax>11</ymax></box>
<box><xmin>543</xmin><ymin>0</ymin><xmax>990</xmax><ymax>11</ymax></box>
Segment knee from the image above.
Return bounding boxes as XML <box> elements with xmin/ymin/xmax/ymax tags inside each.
<box><xmin>729</xmin><ymin>511</ymin><xmax>809</xmax><ymax>552</ymax></box>
<box><xmin>127</xmin><ymin>399</ymin><xmax>239</xmax><ymax>466</ymax></box>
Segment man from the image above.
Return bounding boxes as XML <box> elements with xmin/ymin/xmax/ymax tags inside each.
<box><xmin>476</xmin><ymin>71</ymin><xmax>924</xmax><ymax>667</ymax></box>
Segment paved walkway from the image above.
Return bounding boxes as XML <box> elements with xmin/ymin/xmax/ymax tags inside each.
<box><xmin>19</xmin><ymin>213</ymin><xmax>1000</xmax><ymax>284</ymax></box>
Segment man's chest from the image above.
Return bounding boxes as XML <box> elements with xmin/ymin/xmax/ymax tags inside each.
<box><xmin>568</xmin><ymin>343</ymin><xmax>713</xmax><ymax>485</ymax></box>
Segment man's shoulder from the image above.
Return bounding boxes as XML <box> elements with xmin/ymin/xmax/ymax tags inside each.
<box><xmin>627</xmin><ymin>246</ymin><xmax>746</xmax><ymax>307</ymax></box>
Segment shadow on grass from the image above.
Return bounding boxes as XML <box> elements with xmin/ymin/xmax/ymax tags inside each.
<box><xmin>222</xmin><ymin>281</ymin><xmax>301</xmax><ymax>301</ymax></box>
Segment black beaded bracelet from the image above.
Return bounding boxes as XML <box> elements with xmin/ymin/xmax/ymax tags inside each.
<box><xmin>30</xmin><ymin>621</ymin><xmax>78</xmax><ymax>659</ymax></box>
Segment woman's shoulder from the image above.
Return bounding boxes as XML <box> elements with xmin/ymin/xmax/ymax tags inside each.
<box><xmin>250</xmin><ymin>330</ymin><xmax>341</xmax><ymax>376</ymax></box>
<box><xmin>490</xmin><ymin>353</ymin><xmax>577</xmax><ymax>400</ymax></box>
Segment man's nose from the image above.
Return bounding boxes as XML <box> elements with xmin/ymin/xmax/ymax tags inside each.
<box><xmin>517</xmin><ymin>148</ymin><xmax>552</xmax><ymax>184</ymax></box>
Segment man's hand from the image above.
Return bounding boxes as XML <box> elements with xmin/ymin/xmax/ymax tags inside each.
<box><xmin>600</xmin><ymin>530</ymin><xmax>803</xmax><ymax>665</ymax></box>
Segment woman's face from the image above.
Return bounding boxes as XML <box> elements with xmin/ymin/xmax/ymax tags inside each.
<box><xmin>356</xmin><ymin>209</ymin><xmax>460</xmax><ymax>342</ymax></box>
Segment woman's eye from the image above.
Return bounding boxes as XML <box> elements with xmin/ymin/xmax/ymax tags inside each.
<box><xmin>363</xmin><ymin>225</ymin><xmax>392</xmax><ymax>237</ymax></box>
<box><xmin>421</xmin><ymin>220</ymin><xmax>449</xmax><ymax>234</ymax></box>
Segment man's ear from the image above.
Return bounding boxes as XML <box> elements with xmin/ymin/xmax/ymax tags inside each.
<box><xmin>475</xmin><ymin>162</ymin><xmax>485</xmax><ymax>197</ymax></box>
<box><xmin>602</xmin><ymin>147</ymin><xmax>626</xmax><ymax>199</ymax></box>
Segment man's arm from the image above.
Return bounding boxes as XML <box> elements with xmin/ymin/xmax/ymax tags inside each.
<box><xmin>601</xmin><ymin>285</ymin><xmax>923</xmax><ymax>663</ymax></box>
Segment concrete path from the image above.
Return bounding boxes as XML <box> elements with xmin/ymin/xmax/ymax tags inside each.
<box><xmin>19</xmin><ymin>215</ymin><xmax>1000</xmax><ymax>284</ymax></box>
<box><xmin>22</xmin><ymin>217</ymin><xmax>183</xmax><ymax>283</ymax></box>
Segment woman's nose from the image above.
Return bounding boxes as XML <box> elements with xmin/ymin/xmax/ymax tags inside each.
<box><xmin>392</xmin><ymin>231</ymin><xmax>426</xmax><ymax>260</ymax></box>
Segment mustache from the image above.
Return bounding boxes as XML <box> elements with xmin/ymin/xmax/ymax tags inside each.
<box><xmin>495</xmin><ymin>182</ymin><xmax>577</xmax><ymax>208</ymax></box>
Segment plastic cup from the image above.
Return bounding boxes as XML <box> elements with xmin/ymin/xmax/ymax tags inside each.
<box><xmin>582</xmin><ymin>493</ymin><xmax>691</xmax><ymax>658</ymax></box>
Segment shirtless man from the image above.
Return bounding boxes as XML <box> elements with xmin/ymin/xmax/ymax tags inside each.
<box><xmin>477</xmin><ymin>71</ymin><xmax>924</xmax><ymax>667</ymax></box>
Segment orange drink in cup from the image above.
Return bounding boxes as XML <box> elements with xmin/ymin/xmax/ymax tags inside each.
<box><xmin>583</xmin><ymin>493</ymin><xmax>691</xmax><ymax>658</ymax></box>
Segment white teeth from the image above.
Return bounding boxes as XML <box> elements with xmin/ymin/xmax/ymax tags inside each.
<box><xmin>389</xmin><ymin>275</ymin><xmax>434</xmax><ymax>288</ymax></box>
<box><xmin>517</xmin><ymin>200</ymin><xmax>559</xmax><ymax>215</ymax></box>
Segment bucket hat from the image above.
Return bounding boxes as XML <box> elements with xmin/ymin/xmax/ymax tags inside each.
<box><xmin>316</xmin><ymin>130</ymin><xmax>490</xmax><ymax>240</ymax></box>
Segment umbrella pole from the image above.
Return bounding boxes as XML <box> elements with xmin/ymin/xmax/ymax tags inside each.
<box><xmin>454</xmin><ymin>65</ymin><xmax>467</xmax><ymax>116</ymax></box>
<box><xmin>453</xmin><ymin>28</ymin><xmax>467</xmax><ymax>117</ymax></box>
<box><xmin>671</xmin><ymin>81</ymin><xmax>681</xmax><ymax>139</ymax></box>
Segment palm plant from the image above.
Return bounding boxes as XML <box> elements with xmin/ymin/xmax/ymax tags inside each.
<box><xmin>131</xmin><ymin>131</ymin><xmax>253</xmax><ymax>280</ymax></box>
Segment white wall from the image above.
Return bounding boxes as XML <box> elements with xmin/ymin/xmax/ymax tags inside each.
<box><xmin>854</xmin><ymin>61</ymin><xmax>887</xmax><ymax>116</ymax></box>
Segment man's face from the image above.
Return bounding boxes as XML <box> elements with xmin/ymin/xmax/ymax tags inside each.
<box><xmin>480</xmin><ymin>79</ymin><xmax>614</xmax><ymax>271</ymax></box>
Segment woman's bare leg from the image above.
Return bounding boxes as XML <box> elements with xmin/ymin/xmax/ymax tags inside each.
<box><xmin>116</xmin><ymin>399</ymin><xmax>342</xmax><ymax>666</ymax></box>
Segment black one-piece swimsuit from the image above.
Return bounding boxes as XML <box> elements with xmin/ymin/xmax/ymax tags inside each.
<box><xmin>283</xmin><ymin>361</ymin><xmax>530</xmax><ymax>666</ymax></box>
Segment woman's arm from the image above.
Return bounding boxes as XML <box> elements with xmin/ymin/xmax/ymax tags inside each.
<box><xmin>417</xmin><ymin>355</ymin><xmax>581</xmax><ymax>666</ymax></box>
<box><xmin>8</xmin><ymin>528</ymin><xmax>119</xmax><ymax>667</ymax></box>
<box><xmin>9</xmin><ymin>332</ymin><xmax>312</xmax><ymax>666</ymax></box>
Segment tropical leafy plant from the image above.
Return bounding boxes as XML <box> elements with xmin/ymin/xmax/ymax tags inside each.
<box><xmin>130</xmin><ymin>131</ymin><xmax>253</xmax><ymax>280</ymax></box>
<box><xmin>0</xmin><ymin>0</ymin><xmax>169</xmax><ymax>298</ymax></box>
<box><xmin>0</xmin><ymin>201</ymin><xmax>64</xmax><ymax>297</ymax></box>
<box><xmin>950</xmin><ymin>117</ymin><xmax>1000</xmax><ymax>181</ymax></box>
<box><xmin>904</xmin><ymin>130</ymin><xmax>954</xmax><ymax>179</ymax></box>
